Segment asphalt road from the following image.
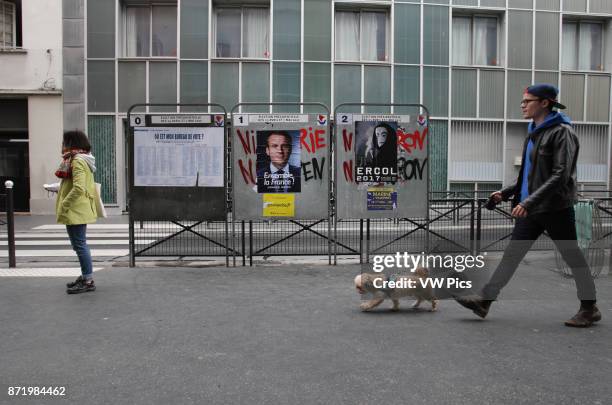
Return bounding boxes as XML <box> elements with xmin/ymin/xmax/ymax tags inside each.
<box><xmin>1</xmin><ymin>254</ymin><xmax>611</xmax><ymax>405</ymax></box>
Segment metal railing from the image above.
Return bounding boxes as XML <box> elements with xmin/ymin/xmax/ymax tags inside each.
<box><xmin>130</xmin><ymin>194</ymin><xmax>612</xmax><ymax>270</ymax></box>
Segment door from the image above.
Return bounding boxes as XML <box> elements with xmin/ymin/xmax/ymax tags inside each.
<box><xmin>0</xmin><ymin>140</ymin><xmax>30</xmax><ymax>211</ymax></box>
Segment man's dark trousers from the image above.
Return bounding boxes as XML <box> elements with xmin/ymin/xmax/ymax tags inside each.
<box><xmin>482</xmin><ymin>207</ymin><xmax>596</xmax><ymax>301</ymax></box>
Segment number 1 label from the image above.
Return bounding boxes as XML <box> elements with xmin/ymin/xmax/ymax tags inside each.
<box><xmin>233</xmin><ymin>114</ymin><xmax>248</xmax><ymax>126</ymax></box>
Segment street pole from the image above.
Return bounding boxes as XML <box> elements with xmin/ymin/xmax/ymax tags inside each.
<box><xmin>5</xmin><ymin>180</ymin><xmax>16</xmax><ymax>268</ymax></box>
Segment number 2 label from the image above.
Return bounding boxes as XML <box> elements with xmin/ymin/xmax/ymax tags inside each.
<box><xmin>338</xmin><ymin>114</ymin><xmax>352</xmax><ymax>125</ymax></box>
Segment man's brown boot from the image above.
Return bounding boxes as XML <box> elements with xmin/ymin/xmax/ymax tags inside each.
<box><xmin>564</xmin><ymin>305</ymin><xmax>602</xmax><ymax>328</ymax></box>
<box><xmin>455</xmin><ymin>295</ymin><xmax>493</xmax><ymax>319</ymax></box>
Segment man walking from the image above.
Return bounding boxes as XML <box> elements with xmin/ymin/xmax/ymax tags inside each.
<box><xmin>456</xmin><ymin>84</ymin><xmax>600</xmax><ymax>327</ymax></box>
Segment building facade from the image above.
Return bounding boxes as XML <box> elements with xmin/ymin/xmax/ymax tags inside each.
<box><xmin>1</xmin><ymin>0</ymin><xmax>62</xmax><ymax>213</ymax></box>
<box><xmin>51</xmin><ymin>0</ymin><xmax>612</xmax><ymax>212</ymax></box>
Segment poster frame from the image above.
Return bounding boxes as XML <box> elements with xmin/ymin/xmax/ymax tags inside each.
<box><xmin>332</xmin><ymin>103</ymin><xmax>431</xmax><ymax>265</ymax></box>
<box><xmin>127</xmin><ymin>103</ymin><xmax>229</xmax><ymax>267</ymax></box>
<box><xmin>229</xmin><ymin>102</ymin><xmax>332</xmax><ymax>266</ymax></box>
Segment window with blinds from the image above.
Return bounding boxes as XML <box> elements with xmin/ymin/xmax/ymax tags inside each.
<box><xmin>1</xmin><ymin>0</ymin><xmax>15</xmax><ymax>49</ymax></box>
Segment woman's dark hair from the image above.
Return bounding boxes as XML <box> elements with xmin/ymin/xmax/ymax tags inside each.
<box><xmin>63</xmin><ymin>130</ymin><xmax>91</xmax><ymax>152</ymax></box>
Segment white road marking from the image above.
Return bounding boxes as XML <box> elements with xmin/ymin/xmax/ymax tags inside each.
<box><xmin>34</xmin><ymin>224</ymin><xmax>131</xmax><ymax>230</ymax></box>
<box><xmin>0</xmin><ymin>240</ymin><xmax>155</xmax><ymax>246</ymax></box>
<box><xmin>0</xmin><ymin>249</ymin><xmax>128</xmax><ymax>257</ymax></box>
<box><xmin>33</xmin><ymin>224</ymin><xmax>200</xmax><ymax>230</ymax></box>
<box><xmin>0</xmin><ymin>233</ymin><xmax>171</xmax><ymax>239</ymax></box>
<box><xmin>0</xmin><ymin>267</ymin><xmax>104</xmax><ymax>277</ymax></box>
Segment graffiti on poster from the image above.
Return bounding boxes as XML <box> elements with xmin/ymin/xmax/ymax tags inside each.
<box><xmin>256</xmin><ymin>130</ymin><xmax>302</xmax><ymax>193</ymax></box>
<box><xmin>340</xmin><ymin>125</ymin><xmax>427</xmax><ymax>184</ymax></box>
<box><xmin>354</xmin><ymin>121</ymin><xmax>398</xmax><ymax>183</ymax></box>
<box><xmin>236</xmin><ymin>126</ymin><xmax>327</xmax><ymax>191</ymax></box>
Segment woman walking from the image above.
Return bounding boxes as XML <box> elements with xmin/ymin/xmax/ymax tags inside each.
<box><xmin>55</xmin><ymin>130</ymin><xmax>98</xmax><ymax>294</ymax></box>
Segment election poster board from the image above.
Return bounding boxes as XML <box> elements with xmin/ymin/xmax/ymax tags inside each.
<box><xmin>134</xmin><ymin>127</ymin><xmax>224</xmax><ymax>187</ymax></box>
<box><xmin>129</xmin><ymin>113</ymin><xmax>227</xmax><ymax>221</ymax></box>
<box><xmin>232</xmin><ymin>113</ymin><xmax>330</xmax><ymax>220</ymax></box>
<box><xmin>335</xmin><ymin>113</ymin><xmax>429</xmax><ymax>219</ymax></box>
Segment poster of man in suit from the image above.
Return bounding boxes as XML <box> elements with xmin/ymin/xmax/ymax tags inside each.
<box><xmin>256</xmin><ymin>130</ymin><xmax>302</xmax><ymax>193</ymax></box>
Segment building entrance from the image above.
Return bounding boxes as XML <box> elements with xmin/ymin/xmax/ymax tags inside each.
<box><xmin>0</xmin><ymin>99</ymin><xmax>29</xmax><ymax>211</ymax></box>
<box><xmin>0</xmin><ymin>140</ymin><xmax>29</xmax><ymax>211</ymax></box>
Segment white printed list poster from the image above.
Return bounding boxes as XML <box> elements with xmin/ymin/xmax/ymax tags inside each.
<box><xmin>134</xmin><ymin>127</ymin><xmax>224</xmax><ymax>187</ymax></box>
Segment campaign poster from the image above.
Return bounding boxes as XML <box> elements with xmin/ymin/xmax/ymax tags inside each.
<box><xmin>367</xmin><ymin>187</ymin><xmax>397</xmax><ymax>211</ymax></box>
<box><xmin>354</xmin><ymin>121</ymin><xmax>398</xmax><ymax>183</ymax></box>
<box><xmin>263</xmin><ymin>194</ymin><xmax>295</xmax><ymax>217</ymax></box>
<box><xmin>256</xmin><ymin>130</ymin><xmax>302</xmax><ymax>193</ymax></box>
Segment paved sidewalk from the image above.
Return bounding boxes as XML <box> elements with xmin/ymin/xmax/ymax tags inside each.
<box><xmin>0</xmin><ymin>258</ymin><xmax>611</xmax><ymax>405</ymax></box>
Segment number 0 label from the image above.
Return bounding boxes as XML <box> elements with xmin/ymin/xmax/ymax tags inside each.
<box><xmin>130</xmin><ymin>114</ymin><xmax>145</xmax><ymax>127</ymax></box>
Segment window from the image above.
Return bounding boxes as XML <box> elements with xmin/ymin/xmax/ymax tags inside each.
<box><xmin>122</xmin><ymin>5</ymin><xmax>177</xmax><ymax>57</ymax></box>
<box><xmin>213</xmin><ymin>7</ymin><xmax>270</xmax><ymax>58</ymax></box>
<box><xmin>1</xmin><ymin>0</ymin><xmax>20</xmax><ymax>49</ymax></box>
<box><xmin>452</xmin><ymin>15</ymin><xmax>499</xmax><ymax>66</ymax></box>
<box><xmin>562</xmin><ymin>21</ymin><xmax>603</xmax><ymax>71</ymax></box>
<box><xmin>335</xmin><ymin>10</ymin><xmax>389</xmax><ymax>62</ymax></box>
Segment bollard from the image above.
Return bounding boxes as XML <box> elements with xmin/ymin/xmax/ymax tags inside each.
<box><xmin>5</xmin><ymin>180</ymin><xmax>16</xmax><ymax>268</ymax></box>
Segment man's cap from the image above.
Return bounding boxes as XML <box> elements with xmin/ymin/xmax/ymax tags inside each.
<box><xmin>525</xmin><ymin>84</ymin><xmax>566</xmax><ymax>109</ymax></box>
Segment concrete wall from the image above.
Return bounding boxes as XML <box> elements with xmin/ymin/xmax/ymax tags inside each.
<box><xmin>62</xmin><ymin>0</ymin><xmax>85</xmax><ymax>131</ymax></box>
<box><xmin>28</xmin><ymin>96</ymin><xmax>63</xmax><ymax>214</ymax></box>
<box><xmin>0</xmin><ymin>1</ymin><xmax>63</xmax><ymax>214</ymax></box>
<box><xmin>0</xmin><ymin>0</ymin><xmax>62</xmax><ymax>91</ymax></box>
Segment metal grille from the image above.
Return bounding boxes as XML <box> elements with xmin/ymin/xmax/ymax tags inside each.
<box><xmin>133</xmin><ymin>220</ymin><xmax>236</xmax><ymax>257</ymax></box>
<box><xmin>450</xmin><ymin>121</ymin><xmax>504</xmax><ymax>182</ymax></box>
<box><xmin>508</xmin><ymin>10</ymin><xmax>533</xmax><ymax>69</ymax></box>
<box><xmin>554</xmin><ymin>200</ymin><xmax>605</xmax><ymax>278</ymax></box>
<box><xmin>480</xmin><ymin>69</ymin><xmax>504</xmax><ymax>119</ymax></box>
<box><xmin>586</xmin><ymin>75</ymin><xmax>611</xmax><ymax>122</ymax></box>
<box><xmin>507</xmin><ymin>70</ymin><xmax>532</xmax><ymax>118</ymax></box>
<box><xmin>535</xmin><ymin>12</ymin><xmax>559</xmax><ymax>70</ymax></box>
<box><xmin>88</xmin><ymin>116</ymin><xmax>117</xmax><ymax>204</ymax></box>
<box><xmin>575</xmin><ymin>123</ymin><xmax>607</xmax><ymax>183</ymax></box>
<box><xmin>429</xmin><ymin>120</ymin><xmax>448</xmax><ymax>192</ymax></box>
<box><xmin>452</xmin><ymin>69</ymin><xmax>477</xmax><ymax>117</ymax></box>
<box><xmin>535</xmin><ymin>71</ymin><xmax>558</xmax><ymax>88</ymax></box>
<box><xmin>536</xmin><ymin>0</ymin><xmax>560</xmax><ymax>11</ymax></box>
<box><xmin>563</xmin><ymin>0</ymin><xmax>586</xmax><ymax>12</ymax></box>
<box><xmin>248</xmin><ymin>220</ymin><xmax>331</xmax><ymax>257</ymax></box>
<box><xmin>590</xmin><ymin>0</ymin><xmax>612</xmax><ymax>13</ymax></box>
<box><xmin>561</xmin><ymin>73</ymin><xmax>586</xmax><ymax>121</ymax></box>
<box><xmin>130</xmin><ymin>196</ymin><xmax>612</xmax><ymax>264</ymax></box>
